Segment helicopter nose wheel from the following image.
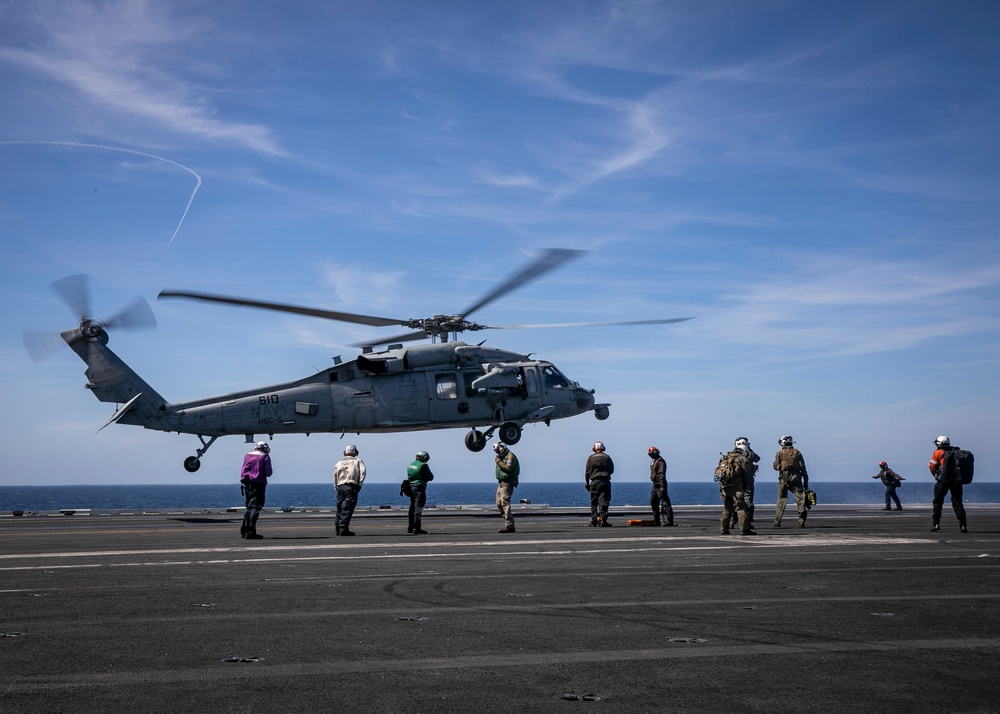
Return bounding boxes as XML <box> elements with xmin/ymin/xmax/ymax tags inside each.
<box><xmin>183</xmin><ymin>456</ymin><xmax>202</xmax><ymax>473</ymax></box>
<box><xmin>464</xmin><ymin>429</ymin><xmax>487</xmax><ymax>452</ymax></box>
<box><xmin>498</xmin><ymin>421</ymin><xmax>522</xmax><ymax>445</ymax></box>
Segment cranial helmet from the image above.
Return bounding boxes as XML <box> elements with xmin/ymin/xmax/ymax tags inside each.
<box><xmin>647</xmin><ymin>446</ymin><xmax>660</xmax><ymax>458</ymax></box>
<box><xmin>879</xmin><ymin>461</ymin><xmax>887</xmax><ymax>468</ymax></box>
<box><xmin>255</xmin><ymin>441</ymin><xmax>270</xmax><ymax>453</ymax></box>
<box><xmin>593</xmin><ymin>441</ymin><xmax>605</xmax><ymax>453</ymax></box>
<box><xmin>934</xmin><ymin>435</ymin><xmax>950</xmax><ymax>447</ymax></box>
<box><xmin>416</xmin><ymin>451</ymin><xmax>430</xmax><ymax>463</ymax></box>
<box><xmin>735</xmin><ymin>436</ymin><xmax>750</xmax><ymax>448</ymax></box>
<box><xmin>344</xmin><ymin>444</ymin><xmax>359</xmax><ymax>456</ymax></box>
<box><xmin>779</xmin><ymin>435</ymin><xmax>794</xmax><ymax>447</ymax></box>
<box><xmin>493</xmin><ymin>442</ymin><xmax>507</xmax><ymax>455</ymax></box>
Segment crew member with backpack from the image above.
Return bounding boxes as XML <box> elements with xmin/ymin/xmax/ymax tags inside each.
<box><xmin>773</xmin><ymin>435</ymin><xmax>810</xmax><ymax>528</ymax></box>
<box><xmin>929</xmin><ymin>435</ymin><xmax>973</xmax><ymax>533</ymax></box>
<box><xmin>730</xmin><ymin>436</ymin><xmax>760</xmax><ymax>530</ymax></box>
<box><xmin>715</xmin><ymin>442</ymin><xmax>754</xmax><ymax>535</ymax></box>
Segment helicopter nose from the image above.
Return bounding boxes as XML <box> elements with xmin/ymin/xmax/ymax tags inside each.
<box><xmin>574</xmin><ymin>386</ymin><xmax>595</xmax><ymax>412</ymax></box>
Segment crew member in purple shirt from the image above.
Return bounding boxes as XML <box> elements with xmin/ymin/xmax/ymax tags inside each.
<box><xmin>240</xmin><ymin>441</ymin><xmax>272</xmax><ymax>539</ymax></box>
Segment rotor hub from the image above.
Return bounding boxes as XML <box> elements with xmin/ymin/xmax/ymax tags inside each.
<box><xmin>80</xmin><ymin>318</ymin><xmax>106</xmax><ymax>340</ymax></box>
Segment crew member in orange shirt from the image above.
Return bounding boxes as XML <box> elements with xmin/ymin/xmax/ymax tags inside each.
<box><xmin>928</xmin><ymin>435</ymin><xmax>967</xmax><ymax>533</ymax></box>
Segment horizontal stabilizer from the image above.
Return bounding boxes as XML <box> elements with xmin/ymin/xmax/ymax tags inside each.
<box><xmin>98</xmin><ymin>393</ymin><xmax>144</xmax><ymax>433</ymax></box>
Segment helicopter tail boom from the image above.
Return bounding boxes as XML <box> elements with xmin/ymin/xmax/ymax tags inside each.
<box><xmin>62</xmin><ymin>326</ymin><xmax>168</xmax><ymax>429</ymax></box>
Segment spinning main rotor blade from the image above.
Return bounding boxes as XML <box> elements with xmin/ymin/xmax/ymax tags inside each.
<box><xmin>482</xmin><ymin>317</ymin><xmax>694</xmax><ymax>329</ymax></box>
<box><xmin>157</xmin><ymin>290</ymin><xmax>404</xmax><ymax>328</ymax></box>
<box><xmin>460</xmin><ymin>248</ymin><xmax>583</xmax><ymax>318</ymax></box>
<box><xmin>350</xmin><ymin>330</ymin><xmax>429</xmax><ymax>348</ymax></box>
<box><xmin>349</xmin><ymin>318</ymin><xmax>694</xmax><ymax>349</ymax></box>
<box><xmin>159</xmin><ymin>249</ymin><xmax>682</xmax><ymax>351</ymax></box>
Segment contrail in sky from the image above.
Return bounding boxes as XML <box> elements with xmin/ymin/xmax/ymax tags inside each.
<box><xmin>0</xmin><ymin>140</ymin><xmax>201</xmax><ymax>245</ymax></box>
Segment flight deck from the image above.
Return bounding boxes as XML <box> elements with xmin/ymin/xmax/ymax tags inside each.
<box><xmin>2</xmin><ymin>504</ymin><xmax>999</xmax><ymax>713</ymax></box>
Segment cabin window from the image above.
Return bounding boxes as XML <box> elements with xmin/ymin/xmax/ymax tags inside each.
<box><xmin>523</xmin><ymin>367</ymin><xmax>539</xmax><ymax>396</ymax></box>
<box><xmin>435</xmin><ymin>374</ymin><xmax>459</xmax><ymax>399</ymax></box>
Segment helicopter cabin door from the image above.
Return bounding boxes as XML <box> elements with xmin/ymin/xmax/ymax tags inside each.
<box><xmin>387</xmin><ymin>373</ymin><xmax>428</xmax><ymax>426</ymax></box>
<box><xmin>352</xmin><ymin>393</ymin><xmax>374</xmax><ymax>430</ymax></box>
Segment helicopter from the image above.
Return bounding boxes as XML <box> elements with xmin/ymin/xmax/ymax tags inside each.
<box><xmin>25</xmin><ymin>249</ymin><xmax>689</xmax><ymax>473</ymax></box>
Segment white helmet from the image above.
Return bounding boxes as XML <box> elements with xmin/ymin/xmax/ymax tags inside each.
<box><xmin>255</xmin><ymin>441</ymin><xmax>270</xmax><ymax>453</ymax></box>
<box><xmin>493</xmin><ymin>442</ymin><xmax>508</xmax><ymax>455</ymax></box>
<box><xmin>934</xmin><ymin>435</ymin><xmax>950</xmax><ymax>447</ymax></box>
<box><xmin>779</xmin><ymin>435</ymin><xmax>794</xmax><ymax>447</ymax></box>
<box><xmin>593</xmin><ymin>441</ymin><xmax>605</xmax><ymax>452</ymax></box>
<box><xmin>344</xmin><ymin>444</ymin><xmax>359</xmax><ymax>456</ymax></box>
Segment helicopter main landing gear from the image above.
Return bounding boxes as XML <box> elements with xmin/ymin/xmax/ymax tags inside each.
<box><xmin>183</xmin><ymin>435</ymin><xmax>219</xmax><ymax>473</ymax></box>
<box><xmin>498</xmin><ymin>421</ymin><xmax>522</xmax><ymax>445</ymax></box>
<box><xmin>464</xmin><ymin>420</ymin><xmax>522</xmax><ymax>452</ymax></box>
<box><xmin>464</xmin><ymin>429</ymin><xmax>487</xmax><ymax>452</ymax></box>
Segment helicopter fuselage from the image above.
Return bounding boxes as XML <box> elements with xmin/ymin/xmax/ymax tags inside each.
<box><xmin>64</xmin><ymin>329</ymin><xmax>607</xmax><ymax>472</ymax></box>
<box><xmin>167</xmin><ymin>341</ymin><xmax>597</xmax><ymax>436</ymax></box>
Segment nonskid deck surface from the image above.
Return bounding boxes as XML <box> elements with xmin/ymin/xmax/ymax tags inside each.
<box><xmin>2</xmin><ymin>504</ymin><xmax>999</xmax><ymax>713</ymax></box>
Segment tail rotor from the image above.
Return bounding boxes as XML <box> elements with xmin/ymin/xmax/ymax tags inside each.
<box><xmin>23</xmin><ymin>274</ymin><xmax>157</xmax><ymax>363</ymax></box>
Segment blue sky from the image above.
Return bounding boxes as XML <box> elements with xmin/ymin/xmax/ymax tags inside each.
<box><xmin>2</xmin><ymin>0</ymin><xmax>998</xmax><ymax>486</ymax></box>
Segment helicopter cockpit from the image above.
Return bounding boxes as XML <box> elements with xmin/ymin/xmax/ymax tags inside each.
<box><xmin>541</xmin><ymin>364</ymin><xmax>570</xmax><ymax>390</ymax></box>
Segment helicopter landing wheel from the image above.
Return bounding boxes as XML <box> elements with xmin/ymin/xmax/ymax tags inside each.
<box><xmin>183</xmin><ymin>456</ymin><xmax>202</xmax><ymax>473</ymax></box>
<box><xmin>465</xmin><ymin>430</ymin><xmax>487</xmax><ymax>452</ymax></box>
<box><xmin>498</xmin><ymin>421</ymin><xmax>522</xmax><ymax>445</ymax></box>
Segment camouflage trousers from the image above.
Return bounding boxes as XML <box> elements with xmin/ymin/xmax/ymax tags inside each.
<box><xmin>496</xmin><ymin>482</ymin><xmax>516</xmax><ymax>529</ymax></box>
<box><xmin>720</xmin><ymin>485</ymin><xmax>749</xmax><ymax>534</ymax></box>
<box><xmin>774</xmin><ymin>474</ymin><xmax>807</xmax><ymax>524</ymax></box>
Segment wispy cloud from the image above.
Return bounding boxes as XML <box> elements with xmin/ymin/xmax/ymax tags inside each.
<box><xmin>320</xmin><ymin>263</ymin><xmax>405</xmax><ymax>313</ymax></box>
<box><xmin>470</xmin><ymin>162</ymin><xmax>543</xmax><ymax>191</ymax></box>
<box><xmin>698</xmin><ymin>255</ymin><xmax>1000</xmax><ymax>358</ymax></box>
<box><xmin>0</xmin><ymin>0</ymin><xmax>282</xmax><ymax>154</ymax></box>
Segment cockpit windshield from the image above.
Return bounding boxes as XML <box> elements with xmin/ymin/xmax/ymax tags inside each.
<box><xmin>541</xmin><ymin>364</ymin><xmax>569</xmax><ymax>389</ymax></box>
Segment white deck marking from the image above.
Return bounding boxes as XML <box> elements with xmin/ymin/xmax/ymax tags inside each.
<box><xmin>0</xmin><ymin>534</ymin><xmax>972</xmax><ymax>572</ymax></box>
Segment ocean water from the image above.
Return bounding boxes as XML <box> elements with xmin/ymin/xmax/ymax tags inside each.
<box><xmin>1</xmin><ymin>481</ymin><xmax>998</xmax><ymax>512</ymax></box>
